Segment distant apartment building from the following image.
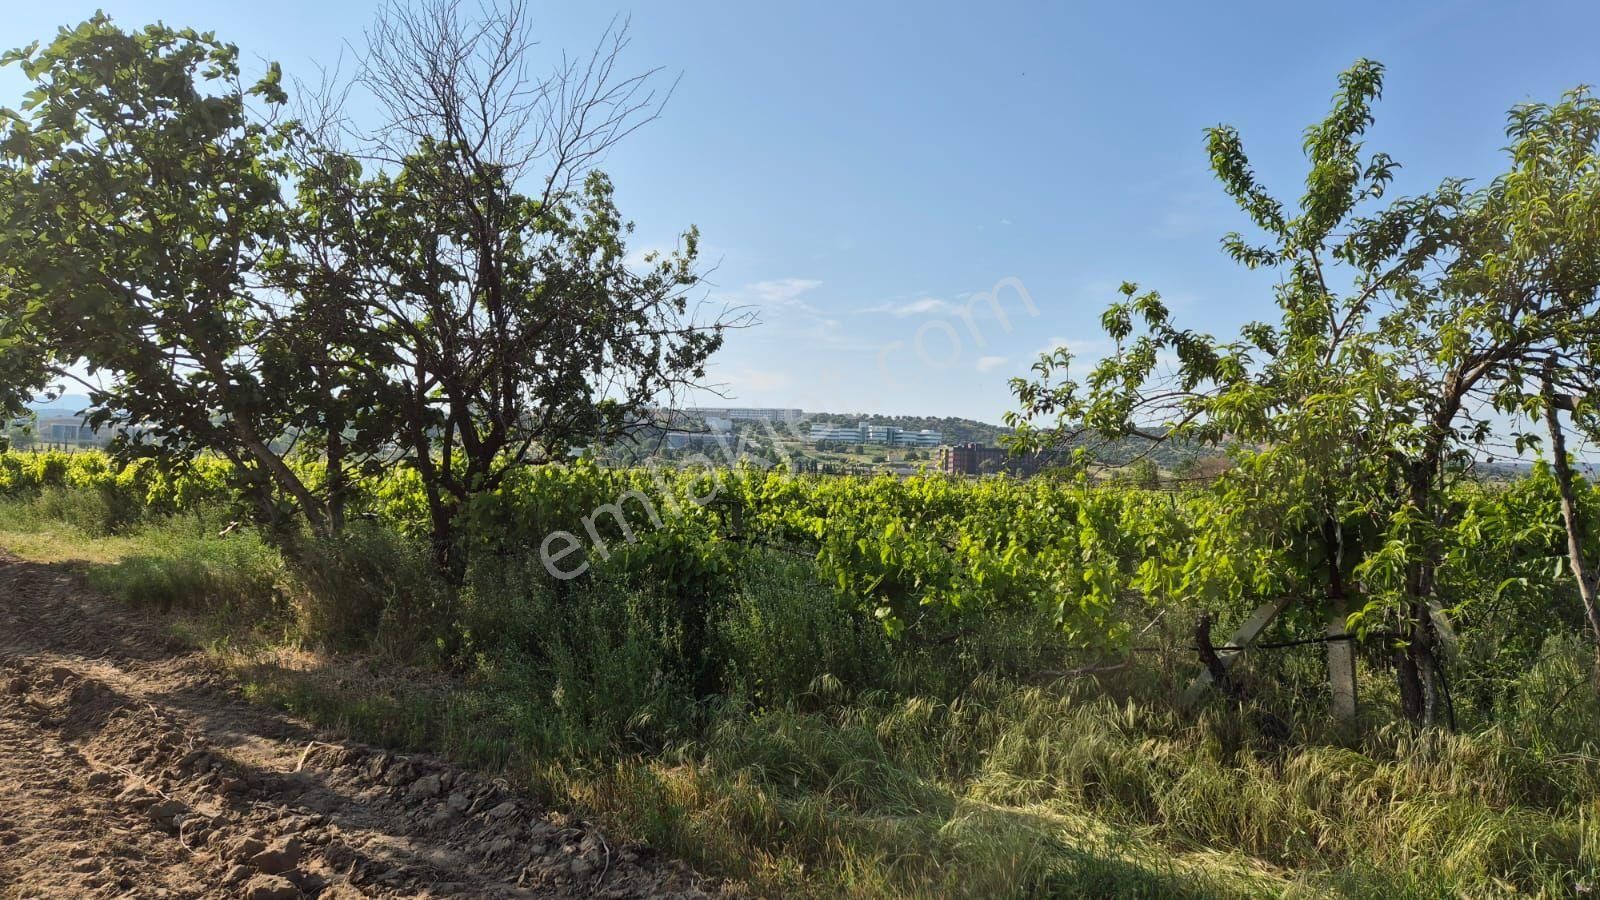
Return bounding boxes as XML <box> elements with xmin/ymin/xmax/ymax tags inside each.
<box><xmin>809</xmin><ymin>422</ymin><xmax>867</xmax><ymax>443</ymax></box>
<box><xmin>807</xmin><ymin>421</ymin><xmax>943</xmax><ymax>447</ymax></box>
<box><xmin>665</xmin><ymin>432</ymin><xmax>738</xmax><ymax>452</ymax></box>
<box><xmin>658</xmin><ymin>412</ymin><xmax>735</xmax><ymax>449</ymax></box>
<box><xmin>34</xmin><ymin>416</ymin><xmax>109</xmax><ymax>448</ymax></box>
<box><xmin>688</xmin><ymin>407</ymin><xmax>805</xmax><ymax>424</ymax></box>
<box><xmin>940</xmin><ymin>442</ymin><xmax>1047</xmax><ymax>476</ymax></box>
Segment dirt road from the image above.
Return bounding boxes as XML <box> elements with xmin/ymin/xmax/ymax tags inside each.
<box><xmin>0</xmin><ymin>553</ymin><xmax>720</xmax><ymax>899</ymax></box>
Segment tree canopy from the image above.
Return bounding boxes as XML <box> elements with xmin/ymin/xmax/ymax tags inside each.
<box><xmin>1008</xmin><ymin>60</ymin><xmax>1600</xmax><ymax>725</ymax></box>
<box><xmin>0</xmin><ymin>4</ymin><xmax>737</xmax><ymax>572</ymax></box>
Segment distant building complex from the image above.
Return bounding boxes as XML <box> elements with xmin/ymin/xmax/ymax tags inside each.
<box><xmin>14</xmin><ymin>414</ymin><xmax>113</xmax><ymax>449</ymax></box>
<box><xmin>688</xmin><ymin>407</ymin><xmax>805</xmax><ymax>424</ymax></box>
<box><xmin>807</xmin><ymin>421</ymin><xmax>943</xmax><ymax>448</ymax></box>
<box><xmin>665</xmin><ymin>432</ymin><xmax>738</xmax><ymax>452</ymax></box>
<box><xmin>940</xmin><ymin>442</ymin><xmax>1048</xmax><ymax>476</ymax></box>
<box><xmin>664</xmin><ymin>414</ymin><xmax>736</xmax><ymax>451</ymax></box>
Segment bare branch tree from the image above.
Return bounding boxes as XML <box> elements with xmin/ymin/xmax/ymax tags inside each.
<box><xmin>268</xmin><ymin>0</ymin><xmax>745</xmax><ymax>575</ymax></box>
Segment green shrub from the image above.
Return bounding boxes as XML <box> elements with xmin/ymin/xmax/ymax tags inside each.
<box><xmin>287</xmin><ymin>523</ymin><xmax>452</xmax><ymax>653</ymax></box>
<box><xmin>28</xmin><ymin>485</ymin><xmax>141</xmax><ymax>535</ymax></box>
<box><xmin>1494</xmin><ymin>632</ymin><xmax>1600</xmax><ymax>761</ymax></box>
<box><xmin>718</xmin><ymin>553</ymin><xmax>891</xmax><ymax>707</ymax></box>
<box><xmin>460</xmin><ymin>556</ymin><xmax>701</xmax><ymax>754</ymax></box>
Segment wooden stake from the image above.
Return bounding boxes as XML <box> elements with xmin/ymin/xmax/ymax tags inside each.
<box><xmin>1326</xmin><ymin>595</ymin><xmax>1357</xmax><ymax>727</ymax></box>
<box><xmin>1181</xmin><ymin>597</ymin><xmax>1292</xmax><ymax>708</ymax></box>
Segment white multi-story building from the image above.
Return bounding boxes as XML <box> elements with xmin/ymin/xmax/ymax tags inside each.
<box><xmin>689</xmin><ymin>407</ymin><xmax>805</xmax><ymax>424</ymax></box>
<box><xmin>34</xmin><ymin>416</ymin><xmax>109</xmax><ymax>448</ymax></box>
<box><xmin>809</xmin><ymin>423</ymin><xmax>866</xmax><ymax>443</ymax></box>
<box><xmin>666</xmin><ymin>432</ymin><xmax>737</xmax><ymax>452</ymax></box>
<box><xmin>807</xmin><ymin>422</ymin><xmax>943</xmax><ymax>447</ymax></box>
<box><xmin>896</xmin><ymin>429</ymin><xmax>943</xmax><ymax>448</ymax></box>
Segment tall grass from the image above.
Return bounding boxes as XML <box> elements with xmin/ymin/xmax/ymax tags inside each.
<box><xmin>0</xmin><ymin>486</ymin><xmax>283</xmax><ymax>620</ymax></box>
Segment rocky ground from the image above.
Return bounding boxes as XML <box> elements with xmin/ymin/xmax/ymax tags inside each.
<box><xmin>0</xmin><ymin>552</ymin><xmax>730</xmax><ymax>899</ymax></box>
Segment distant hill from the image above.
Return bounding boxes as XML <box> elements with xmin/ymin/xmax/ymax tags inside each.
<box><xmin>798</xmin><ymin>412</ymin><xmax>1225</xmax><ymax>472</ymax></box>
<box><xmin>26</xmin><ymin>394</ymin><xmax>91</xmax><ymax>415</ymax></box>
<box><xmin>1475</xmin><ymin>458</ymin><xmax>1600</xmax><ymax>479</ymax></box>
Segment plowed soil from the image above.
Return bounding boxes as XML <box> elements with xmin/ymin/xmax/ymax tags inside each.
<box><xmin>0</xmin><ymin>552</ymin><xmax>724</xmax><ymax>899</ymax></box>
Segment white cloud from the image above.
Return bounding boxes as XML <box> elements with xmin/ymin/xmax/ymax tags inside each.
<box><xmin>748</xmin><ymin>278</ymin><xmax>823</xmax><ymax>308</ymax></box>
<box><xmin>1155</xmin><ymin>208</ymin><xmax>1205</xmax><ymax>239</ymax></box>
<box><xmin>859</xmin><ymin>284</ymin><xmax>1033</xmax><ymax>322</ymax></box>
<box><xmin>858</xmin><ymin>296</ymin><xmax>958</xmax><ymax>317</ymax></box>
<box><xmin>790</xmin><ymin>317</ymin><xmax>878</xmax><ymax>352</ymax></box>
<box><xmin>864</xmin><ymin>296</ymin><xmax>947</xmax><ymax>317</ymax></box>
<box><xmin>720</xmin><ymin>277</ymin><xmax>880</xmax><ymax>353</ymax></box>
<box><xmin>1151</xmin><ymin>190</ymin><xmax>1223</xmax><ymax>240</ymax></box>
<box><xmin>975</xmin><ymin>355</ymin><xmax>1009</xmax><ymax>372</ymax></box>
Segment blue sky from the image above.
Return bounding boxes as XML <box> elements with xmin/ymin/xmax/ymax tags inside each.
<box><xmin>5</xmin><ymin>1</ymin><xmax>1600</xmax><ymax>423</ymax></box>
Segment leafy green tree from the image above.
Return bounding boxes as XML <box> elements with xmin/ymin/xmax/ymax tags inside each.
<box><xmin>1466</xmin><ymin>89</ymin><xmax>1600</xmax><ymax>660</ymax></box>
<box><xmin>274</xmin><ymin>0</ymin><xmax>734</xmax><ymax>573</ymax></box>
<box><xmin>1117</xmin><ymin>458</ymin><xmax>1162</xmax><ymax>490</ymax></box>
<box><xmin>0</xmin><ymin>16</ymin><xmax>336</xmax><ymax>533</ymax></box>
<box><xmin>1357</xmin><ymin>86</ymin><xmax>1600</xmax><ymax>703</ymax></box>
<box><xmin>1006</xmin><ymin>60</ymin><xmax>1600</xmax><ymax>725</ymax></box>
<box><xmin>0</xmin><ymin>6</ymin><xmax>736</xmax><ymax>574</ymax></box>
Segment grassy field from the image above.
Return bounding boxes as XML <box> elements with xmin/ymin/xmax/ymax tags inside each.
<box><xmin>2</xmin><ymin>486</ymin><xmax>1596</xmax><ymax>898</ymax></box>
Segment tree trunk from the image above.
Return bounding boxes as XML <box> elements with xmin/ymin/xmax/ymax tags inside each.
<box><xmin>235</xmin><ymin>425</ymin><xmax>331</xmax><ymax>538</ymax></box>
<box><xmin>1400</xmin><ymin>457</ymin><xmax>1445</xmax><ymax>728</ymax></box>
<box><xmin>193</xmin><ymin>337</ymin><xmax>330</xmax><ymax>538</ymax></box>
<box><xmin>1394</xmin><ymin>645</ymin><xmax>1424</xmax><ymax>723</ymax></box>
<box><xmin>1542</xmin><ymin>382</ymin><xmax>1600</xmax><ymax>662</ymax></box>
<box><xmin>430</xmin><ymin>504</ymin><xmax>462</xmax><ymax>583</ymax></box>
<box><xmin>1194</xmin><ymin>612</ymin><xmax>1238</xmax><ymax>699</ymax></box>
<box><xmin>325</xmin><ymin>398</ymin><xmax>347</xmax><ymax>536</ymax></box>
<box><xmin>1410</xmin><ymin>606</ymin><xmax>1443</xmax><ymax>727</ymax></box>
